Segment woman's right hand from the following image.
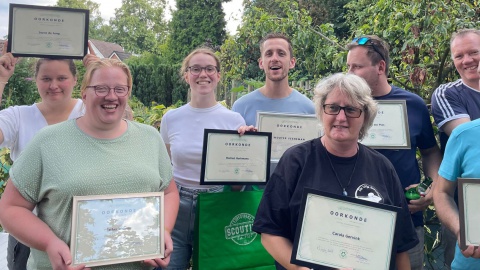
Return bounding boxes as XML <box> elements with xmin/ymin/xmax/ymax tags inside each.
<box><xmin>0</xmin><ymin>41</ymin><xmax>18</xmax><ymax>83</ymax></box>
<box><xmin>82</xmin><ymin>41</ymin><xmax>100</xmax><ymax>67</ymax></box>
<box><xmin>46</xmin><ymin>237</ymin><xmax>91</xmax><ymax>270</ymax></box>
<box><xmin>237</xmin><ymin>125</ymin><xmax>257</xmax><ymax>135</ymax></box>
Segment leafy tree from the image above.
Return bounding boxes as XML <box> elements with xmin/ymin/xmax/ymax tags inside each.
<box><xmin>56</xmin><ymin>0</ymin><xmax>110</xmax><ymax>40</ymax></box>
<box><xmin>247</xmin><ymin>0</ymin><xmax>351</xmax><ymax>38</ymax></box>
<box><xmin>2</xmin><ymin>58</ymin><xmax>39</xmax><ymax>108</ymax></box>
<box><xmin>108</xmin><ymin>0</ymin><xmax>168</xmax><ymax>54</ymax></box>
<box><xmin>126</xmin><ymin>53</ymin><xmax>189</xmax><ymax>107</ymax></box>
<box><xmin>167</xmin><ymin>0</ymin><xmax>228</xmax><ymax>62</ymax></box>
<box><xmin>344</xmin><ymin>0</ymin><xmax>480</xmax><ymax>102</ymax></box>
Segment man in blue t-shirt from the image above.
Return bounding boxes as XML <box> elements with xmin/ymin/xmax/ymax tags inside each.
<box><xmin>431</xmin><ymin>29</ymin><xmax>480</xmax><ymax>269</ymax></box>
<box><xmin>232</xmin><ymin>33</ymin><xmax>315</xmax><ymax>126</ymax></box>
<box><xmin>346</xmin><ymin>35</ymin><xmax>442</xmax><ymax>270</ymax></box>
<box><xmin>434</xmin><ymin>119</ymin><xmax>480</xmax><ymax>270</ymax></box>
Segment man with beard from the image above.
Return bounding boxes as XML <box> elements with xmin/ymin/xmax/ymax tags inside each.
<box><xmin>232</xmin><ymin>33</ymin><xmax>315</xmax><ymax>126</ymax></box>
<box><xmin>346</xmin><ymin>35</ymin><xmax>442</xmax><ymax>270</ymax></box>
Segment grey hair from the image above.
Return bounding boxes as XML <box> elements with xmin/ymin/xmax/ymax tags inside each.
<box><xmin>313</xmin><ymin>73</ymin><xmax>378</xmax><ymax>140</ymax></box>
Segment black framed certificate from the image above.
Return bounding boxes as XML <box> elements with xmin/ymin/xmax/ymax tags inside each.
<box><xmin>8</xmin><ymin>4</ymin><xmax>89</xmax><ymax>59</ymax></box>
<box><xmin>200</xmin><ymin>129</ymin><xmax>272</xmax><ymax>185</ymax></box>
<box><xmin>360</xmin><ymin>100</ymin><xmax>411</xmax><ymax>149</ymax></box>
<box><xmin>291</xmin><ymin>188</ymin><xmax>400</xmax><ymax>270</ymax></box>
<box><xmin>458</xmin><ymin>178</ymin><xmax>480</xmax><ymax>250</ymax></box>
<box><xmin>70</xmin><ymin>192</ymin><xmax>164</xmax><ymax>267</ymax></box>
<box><xmin>256</xmin><ymin>112</ymin><xmax>321</xmax><ymax>161</ymax></box>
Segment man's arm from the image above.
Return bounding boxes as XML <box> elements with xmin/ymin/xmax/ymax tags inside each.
<box><xmin>442</xmin><ymin>118</ymin><xmax>470</xmax><ymax>136</ymax></box>
<box><xmin>433</xmin><ymin>175</ymin><xmax>480</xmax><ymax>258</ymax></box>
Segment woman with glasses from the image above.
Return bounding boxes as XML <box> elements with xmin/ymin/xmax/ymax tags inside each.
<box><xmin>253</xmin><ymin>73</ymin><xmax>418</xmax><ymax>270</ymax></box>
<box><xmin>0</xmin><ymin>43</ymin><xmax>84</xmax><ymax>270</ymax></box>
<box><xmin>159</xmin><ymin>48</ymin><xmax>245</xmax><ymax>269</ymax></box>
<box><xmin>0</xmin><ymin>58</ymin><xmax>179</xmax><ymax>270</ymax></box>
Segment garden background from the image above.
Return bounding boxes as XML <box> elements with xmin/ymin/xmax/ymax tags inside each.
<box><xmin>1</xmin><ymin>0</ymin><xmax>480</xmax><ymax>269</ymax></box>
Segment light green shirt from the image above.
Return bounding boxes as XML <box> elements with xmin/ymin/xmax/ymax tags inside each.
<box><xmin>11</xmin><ymin>119</ymin><xmax>172</xmax><ymax>270</ymax></box>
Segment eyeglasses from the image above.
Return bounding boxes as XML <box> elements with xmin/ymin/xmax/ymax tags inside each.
<box><xmin>187</xmin><ymin>65</ymin><xmax>218</xmax><ymax>76</ymax></box>
<box><xmin>323</xmin><ymin>104</ymin><xmax>363</xmax><ymax>118</ymax></box>
<box><xmin>351</xmin><ymin>37</ymin><xmax>386</xmax><ymax>62</ymax></box>
<box><xmin>86</xmin><ymin>85</ymin><xmax>129</xmax><ymax>97</ymax></box>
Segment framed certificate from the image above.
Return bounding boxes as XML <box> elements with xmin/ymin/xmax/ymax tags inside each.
<box><xmin>70</xmin><ymin>192</ymin><xmax>164</xmax><ymax>267</ymax></box>
<box><xmin>200</xmin><ymin>129</ymin><xmax>272</xmax><ymax>185</ymax></box>
<box><xmin>291</xmin><ymin>188</ymin><xmax>399</xmax><ymax>270</ymax></box>
<box><xmin>256</xmin><ymin>112</ymin><xmax>321</xmax><ymax>161</ymax></box>
<box><xmin>360</xmin><ymin>100</ymin><xmax>411</xmax><ymax>149</ymax></box>
<box><xmin>458</xmin><ymin>178</ymin><xmax>480</xmax><ymax>250</ymax></box>
<box><xmin>8</xmin><ymin>4</ymin><xmax>89</xmax><ymax>59</ymax></box>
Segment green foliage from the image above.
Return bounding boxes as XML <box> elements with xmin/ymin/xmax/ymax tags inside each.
<box><xmin>1</xmin><ymin>58</ymin><xmax>39</xmax><ymax>108</ymax></box>
<box><xmin>0</xmin><ymin>148</ymin><xmax>12</xmax><ymax>232</ymax></box>
<box><xmin>108</xmin><ymin>0</ymin><xmax>168</xmax><ymax>54</ymax></box>
<box><xmin>56</xmin><ymin>0</ymin><xmax>110</xmax><ymax>40</ymax></box>
<box><xmin>344</xmin><ymin>0</ymin><xmax>480</xmax><ymax>102</ymax></box>
<box><xmin>220</xmin><ymin>0</ymin><xmax>342</xmax><ymax>89</ymax></box>
<box><xmin>127</xmin><ymin>54</ymin><xmax>189</xmax><ymax>107</ymax></box>
<box><xmin>132</xmin><ymin>99</ymin><xmax>184</xmax><ymax>130</ymax></box>
<box><xmin>167</xmin><ymin>0</ymin><xmax>228</xmax><ymax>62</ymax></box>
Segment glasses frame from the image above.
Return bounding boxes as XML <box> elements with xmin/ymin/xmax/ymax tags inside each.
<box><xmin>86</xmin><ymin>85</ymin><xmax>130</xmax><ymax>97</ymax></box>
<box><xmin>187</xmin><ymin>65</ymin><xmax>219</xmax><ymax>76</ymax></box>
<box><xmin>352</xmin><ymin>37</ymin><xmax>386</xmax><ymax>62</ymax></box>
<box><xmin>323</xmin><ymin>104</ymin><xmax>363</xmax><ymax>118</ymax></box>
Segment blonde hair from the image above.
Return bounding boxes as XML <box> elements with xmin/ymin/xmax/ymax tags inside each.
<box><xmin>179</xmin><ymin>47</ymin><xmax>221</xmax><ymax>82</ymax></box>
<box><xmin>80</xmin><ymin>58</ymin><xmax>133</xmax><ymax>97</ymax></box>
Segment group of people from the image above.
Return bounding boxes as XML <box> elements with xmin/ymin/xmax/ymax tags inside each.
<box><xmin>0</xmin><ymin>28</ymin><xmax>477</xmax><ymax>270</ymax></box>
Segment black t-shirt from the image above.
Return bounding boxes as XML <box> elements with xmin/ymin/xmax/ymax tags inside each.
<box><xmin>253</xmin><ymin>138</ymin><xmax>418</xmax><ymax>270</ymax></box>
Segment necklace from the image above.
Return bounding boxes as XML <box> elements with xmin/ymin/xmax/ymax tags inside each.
<box><xmin>322</xmin><ymin>141</ymin><xmax>359</xmax><ymax>196</ymax></box>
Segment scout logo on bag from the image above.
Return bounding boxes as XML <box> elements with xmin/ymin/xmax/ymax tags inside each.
<box><xmin>224</xmin><ymin>213</ymin><xmax>257</xmax><ymax>245</ymax></box>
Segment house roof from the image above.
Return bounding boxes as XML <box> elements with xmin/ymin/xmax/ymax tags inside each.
<box><xmin>89</xmin><ymin>39</ymin><xmax>125</xmax><ymax>59</ymax></box>
<box><xmin>109</xmin><ymin>51</ymin><xmax>131</xmax><ymax>61</ymax></box>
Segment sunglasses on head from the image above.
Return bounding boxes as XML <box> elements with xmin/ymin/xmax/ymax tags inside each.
<box><xmin>351</xmin><ymin>37</ymin><xmax>386</xmax><ymax>62</ymax></box>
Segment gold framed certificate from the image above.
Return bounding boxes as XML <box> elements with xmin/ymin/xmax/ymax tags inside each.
<box><xmin>458</xmin><ymin>178</ymin><xmax>480</xmax><ymax>250</ymax></box>
<box><xmin>291</xmin><ymin>188</ymin><xmax>399</xmax><ymax>270</ymax></box>
<box><xmin>8</xmin><ymin>4</ymin><xmax>89</xmax><ymax>59</ymax></box>
<box><xmin>200</xmin><ymin>129</ymin><xmax>272</xmax><ymax>185</ymax></box>
<box><xmin>256</xmin><ymin>112</ymin><xmax>321</xmax><ymax>161</ymax></box>
<box><xmin>70</xmin><ymin>192</ymin><xmax>165</xmax><ymax>267</ymax></box>
<box><xmin>360</xmin><ymin>100</ymin><xmax>411</xmax><ymax>149</ymax></box>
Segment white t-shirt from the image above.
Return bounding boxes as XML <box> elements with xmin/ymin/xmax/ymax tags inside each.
<box><xmin>160</xmin><ymin>103</ymin><xmax>245</xmax><ymax>188</ymax></box>
<box><xmin>0</xmin><ymin>99</ymin><xmax>84</xmax><ymax>161</ymax></box>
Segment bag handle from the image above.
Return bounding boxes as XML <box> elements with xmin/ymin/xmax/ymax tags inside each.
<box><xmin>222</xmin><ymin>185</ymin><xmax>261</xmax><ymax>192</ymax></box>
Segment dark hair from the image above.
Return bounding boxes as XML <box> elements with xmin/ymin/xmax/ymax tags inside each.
<box><xmin>35</xmin><ymin>59</ymin><xmax>77</xmax><ymax>78</ymax></box>
<box><xmin>346</xmin><ymin>35</ymin><xmax>390</xmax><ymax>76</ymax></box>
<box><xmin>259</xmin><ymin>33</ymin><xmax>294</xmax><ymax>58</ymax></box>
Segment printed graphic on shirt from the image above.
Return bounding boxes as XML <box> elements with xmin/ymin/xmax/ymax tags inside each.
<box><xmin>354</xmin><ymin>183</ymin><xmax>383</xmax><ymax>203</ymax></box>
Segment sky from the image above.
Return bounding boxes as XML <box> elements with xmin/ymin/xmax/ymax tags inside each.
<box><xmin>0</xmin><ymin>0</ymin><xmax>244</xmax><ymax>39</ymax></box>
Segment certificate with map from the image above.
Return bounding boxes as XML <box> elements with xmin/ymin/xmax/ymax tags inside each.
<box><xmin>360</xmin><ymin>100</ymin><xmax>411</xmax><ymax>149</ymax></box>
<box><xmin>256</xmin><ymin>112</ymin><xmax>321</xmax><ymax>161</ymax></box>
<box><xmin>458</xmin><ymin>178</ymin><xmax>480</xmax><ymax>250</ymax></box>
<box><xmin>291</xmin><ymin>188</ymin><xmax>399</xmax><ymax>270</ymax></box>
<box><xmin>70</xmin><ymin>193</ymin><xmax>165</xmax><ymax>267</ymax></box>
<box><xmin>200</xmin><ymin>129</ymin><xmax>272</xmax><ymax>185</ymax></box>
<box><xmin>8</xmin><ymin>4</ymin><xmax>89</xmax><ymax>59</ymax></box>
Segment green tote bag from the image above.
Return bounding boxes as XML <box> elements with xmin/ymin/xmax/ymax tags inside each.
<box><xmin>193</xmin><ymin>188</ymin><xmax>275</xmax><ymax>270</ymax></box>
